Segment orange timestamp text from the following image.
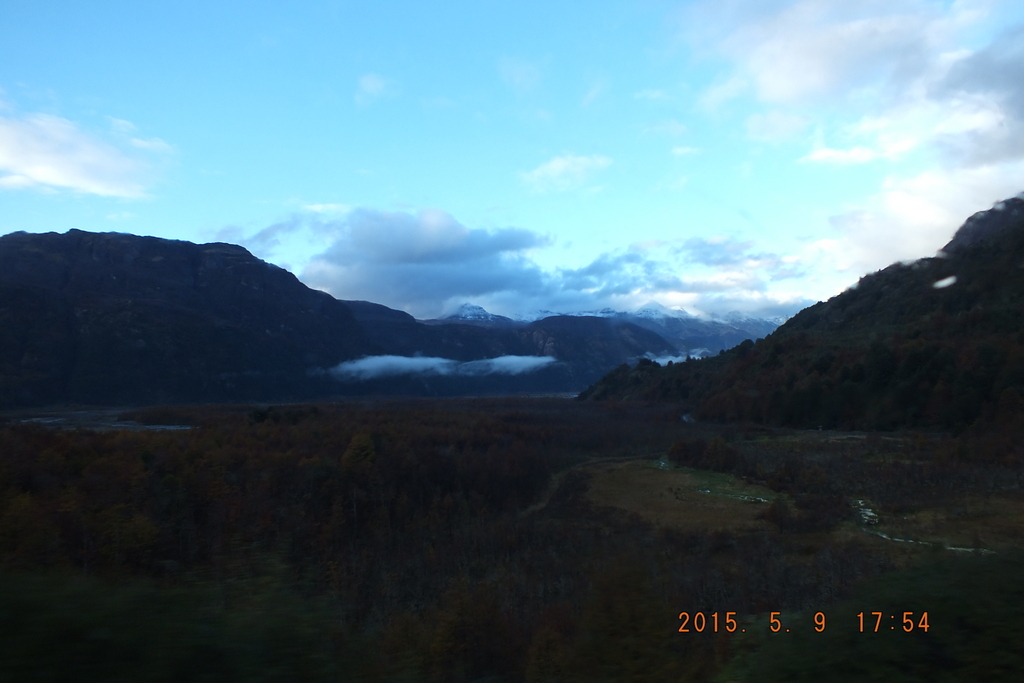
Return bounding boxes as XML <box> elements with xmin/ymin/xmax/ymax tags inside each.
<box><xmin>678</xmin><ymin>611</ymin><xmax>930</xmax><ymax>634</ymax></box>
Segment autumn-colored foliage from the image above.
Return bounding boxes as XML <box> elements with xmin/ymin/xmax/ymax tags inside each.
<box><xmin>1</xmin><ymin>398</ymin><xmax>1021</xmax><ymax>680</ymax></box>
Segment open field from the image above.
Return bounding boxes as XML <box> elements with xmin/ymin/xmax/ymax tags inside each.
<box><xmin>866</xmin><ymin>492</ymin><xmax>1024</xmax><ymax>552</ymax></box>
<box><xmin>586</xmin><ymin>461</ymin><xmax>775</xmax><ymax>534</ymax></box>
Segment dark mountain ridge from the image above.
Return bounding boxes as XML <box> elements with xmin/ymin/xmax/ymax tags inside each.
<box><xmin>581</xmin><ymin>194</ymin><xmax>1024</xmax><ymax>432</ymax></box>
<box><xmin>0</xmin><ymin>229</ymin><xmax>373</xmax><ymax>406</ymax></box>
<box><xmin>620</xmin><ymin>305</ymin><xmax>780</xmax><ymax>356</ymax></box>
<box><xmin>426</xmin><ymin>301</ymin><xmax>782</xmax><ymax>357</ymax></box>
<box><xmin>0</xmin><ymin>229</ymin><xmax>693</xmax><ymax>407</ymax></box>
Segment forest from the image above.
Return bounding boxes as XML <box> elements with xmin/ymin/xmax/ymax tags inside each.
<box><xmin>580</xmin><ymin>202</ymin><xmax>1024</xmax><ymax>436</ymax></box>
<box><xmin>2</xmin><ymin>398</ymin><xmax>1022</xmax><ymax>681</ymax></box>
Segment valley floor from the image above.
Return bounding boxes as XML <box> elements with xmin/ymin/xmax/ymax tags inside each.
<box><xmin>1</xmin><ymin>398</ymin><xmax>1021</xmax><ymax>681</ymax></box>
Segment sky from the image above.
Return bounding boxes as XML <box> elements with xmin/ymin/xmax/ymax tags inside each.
<box><xmin>2</xmin><ymin>0</ymin><xmax>1024</xmax><ymax>321</ymax></box>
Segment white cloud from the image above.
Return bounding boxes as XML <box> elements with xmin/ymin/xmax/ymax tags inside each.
<box><xmin>689</xmin><ymin>1</ymin><xmax>1015</xmax><ymax>139</ymax></box>
<box><xmin>701</xmin><ymin>0</ymin><xmax>961</xmax><ymax>105</ymax></box>
<box><xmin>330</xmin><ymin>354</ymin><xmax>556</xmax><ymax>380</ymax></box>
<box><xmin>691</xmin><ymin>0</ymin><xmax>1022</xmax><ymax>156</ymax></box>
<box><xmin>129</xmin><ymin>137</ymin><xmax>173</xmax><ymax>153</ymax></box>
<box><xmin>471</xmin><ymin>355</ymin><xmax>557</xmax><ymax>374</ymax></box>
<box><xmin>0</xmin><ymin>112</ymin><xmax>150</xmax><ymax>197</ymax></box>
<box><xmin>805</xmin><ymin>90</ymin><xmax>1002</xmax><ymax>167</ymax></box>
<box><xmin>333</xmin><ymin>355</ymin><xmax>454</xmax><ymax>379</ymax></box>
<box><xmin>671</xmin><ymin>146</ymin><xmax>700</xmax><ymax>156</ymax></box>
<box><xmin>355</xmin><ymin>73</ymin><xmax>395</xmax><ymax>105</ymax></box>
<box><xmin>685</xmin><ymin>0</ymin><xmax>1024</xmax><ymax>289</ymax></box>
<box><xmin>109</xmin><ymin>117</ymin><xmax>174</xmax><ymax>154</ymax></box>
<box><xmin>521</xmin><ymin>153</ymin><xmax>612</xmax><ymax>193</ymax></box>
<box><xmin>0</xmin><ymin>175</ymin><xmax>36</xmax><ymax>190</ymax></box>
<box><xmin>822</xmin><ymin>161</ymin><xmax>1024</xmax><ymax>277</ymax></box>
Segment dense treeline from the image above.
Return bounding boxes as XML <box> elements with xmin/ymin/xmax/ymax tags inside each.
<box><xmin>580</xmin><ymin>206</ymin><xmax>1024</xmax><ymax>435</ymax></box>
<box><xmin>1</xmin><ymin>399</ymin><xmax>1022</xmax><ymax>680</ymax></box>
<box><xmin>0</xmin><ymin>401</ymin><xmax>588</xmax><ymax>578</ymax></box>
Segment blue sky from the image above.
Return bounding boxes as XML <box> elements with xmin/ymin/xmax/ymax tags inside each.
<box><xmin>2</xmin><ymin>0</ymin><xmax>1024</xmax><ymax>320</ymax></box>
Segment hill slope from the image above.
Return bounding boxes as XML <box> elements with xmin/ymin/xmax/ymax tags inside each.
<box><xmin>0</xmin><ymin>230</ymin><xmax>684</xmax><ymax>407</ymax></box>
<box><xmin>580</xmin><ymin>196</ymin><xmax>1024</xmax><ymax>431</ymax></box>
<box><xmin>0</xmin><ymin>230</ymin><xmax>375</xmax><ymax>406</ymax></box>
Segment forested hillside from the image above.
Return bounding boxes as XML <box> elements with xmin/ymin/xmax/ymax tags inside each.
<box><xmin>581</xmin><ymin>197</ymin><xmax>1024</xmax><ymax>433</ymax></box>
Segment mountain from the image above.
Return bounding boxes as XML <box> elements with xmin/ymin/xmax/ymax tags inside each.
<box><xmin>0</xmin><ymin>230</ymin><xmax>686</xmax><ymax>407</ymax></box>
<box><xmin>515</xmin><ymin>314</ymin><xmax>677</xmax><ymax>383</ymax></box>
<box><xmin>339</xmin><ymin>300</ymin><xmax>678</xmax><ymax>387</ymax></box>
<box><xmin>507</xmin><ymin>301</ymin><xmax>780</xmax><ymax>356</ymax></box>
<box><xmin>617</xmin><ymin>303</ymin><xmax>781</xmax><ymax>357</ymax></box>
<box><xmin>424</xmin><ymin>301</ymin><xmax>779</xmax><ymax>357</ymax></box>
<box><xmin>0</xmin><ymin>229</ymin><xmax>378</xmax><ymax>407</ymax></box>
<box><xmin>432</xmin><ymin>303</ymin><xmax>516</xmax><ymax>327</ymax></box>
<box><xmin>941</xmin><ymin>195</ymin><xmax>1024</xmax><ymax>253</ymax></box>
<box><xmin>580</xmin><ymin>193</ymin><xmax>1024</xmax><ymax>432</ymax></box>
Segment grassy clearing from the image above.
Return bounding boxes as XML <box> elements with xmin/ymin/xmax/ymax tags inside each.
<box><xmin>585</xmin><ymin>460</ymin><xmax>777</xmax><ymax>533</ymax></box>
<box><xmin>869</xmin><ymin>492</ymin><xmax>1024</xmax><ymax>552</ymax></box>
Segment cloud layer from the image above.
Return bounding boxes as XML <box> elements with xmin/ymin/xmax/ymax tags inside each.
<box><xmin>223</xmin><ymin>2</ymin><xmax>1024</xmax><ymax>325</ymax></box>
<box><xmin>236</xmin><ymin>205</ymin><xmax>813</xmax><ymax>321</ymax></box>
<box><xmin>522</xmin><ymin>153</ymin><xmax>611</xmax><ymax>193</ymax></box>
<box><xmin>299</xmin><ymin>208</ymin><xmax>551</xmax><ymax>315</ymax></box>
<box><xmin>687</xmin><ymin>0</ymin><xmax>1024</xmax><ymax>278</ymax></box>
<box><xmin>331</xmin><ymin>354</ymin><xmax>556</xmax><ymax>380</ymax></box>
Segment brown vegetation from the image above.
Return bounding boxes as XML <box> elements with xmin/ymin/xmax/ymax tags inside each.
<box><xmin>1</xmin><ymin>399</ymin><xmax>1022</xmax><ymax>681</ymax></box>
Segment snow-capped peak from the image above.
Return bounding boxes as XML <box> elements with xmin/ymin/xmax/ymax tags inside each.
<box><xmin>572</xmin><ymin>308</ymin><xmax>619</xmax><ymax>318</ymax></box>
<box><xmin>444</xmin><ymin>303</ymin><xmax>502</xmax><ymax>321</ymax></box>
<box><xmin>633</xmin><ymin>301</ymin><xmax>694</xmax><ymax>320</ymax></box>
<box><xmin>512</xmin><ymin>309</ymin><xmax>562</xmax><ymax>322</ymax></box>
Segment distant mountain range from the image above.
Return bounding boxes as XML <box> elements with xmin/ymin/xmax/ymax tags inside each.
<box><xmin>580</xmin><ymin>193</ymin><xmax>1024</xmax><ymax>432</ymax></box>
<box><xmin>0</xmin><ymin>230</ymin><xmax>778</xmax><ymax>408</ymax></box>
<box><xmin>431</xmin><ymin>300</ymin><xmax>782</xmax><ymax>358</ymax></box>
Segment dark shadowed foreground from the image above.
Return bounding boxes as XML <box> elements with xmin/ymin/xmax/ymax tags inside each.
<box><xmin>1</xmin><ymin>398</ymin><xmax>1022</xmax><ymax>681</ymax></box>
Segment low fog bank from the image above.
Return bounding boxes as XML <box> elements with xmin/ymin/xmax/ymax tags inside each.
<box><xmin>330</xmin><ymin>355</ymin><xmax>557</xmax><ymax>381</ymax></box>
<box><xmin>644</xmin><ymin>350</ymin><xmax>711</xmax><ymax>365</ymax></box>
